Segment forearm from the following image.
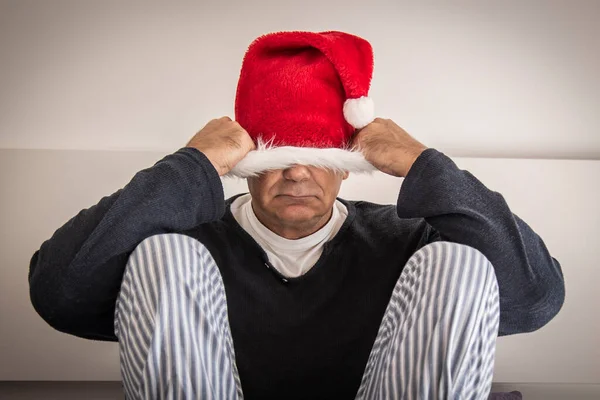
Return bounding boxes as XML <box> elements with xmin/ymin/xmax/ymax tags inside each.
<box><xmin>28</xmin><ymin>147</ymin><xmax>225</xmax><ymax>340</ymax></box>
<box><xmin>397</xmin><ymin>149</ymin><xmax>565</xmax><ymax>335</ymax></box>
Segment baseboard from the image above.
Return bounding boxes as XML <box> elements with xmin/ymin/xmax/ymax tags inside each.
<box><xmin>1</xmin><ymin>381</ymin><xmax>599</xmax><ymax>400</ymax></box>
<box><xmin>491</xmin><ymin>382</ymin><xmax>600</xmax><ymax>400</ymax></box>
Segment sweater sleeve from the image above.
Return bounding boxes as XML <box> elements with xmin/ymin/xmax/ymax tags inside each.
<box><xmin>28</xmin><ymin>147</ymin><xmax>225</xmax><ymax>341</ymax></box>
<box><xmin>397</xmin><ymin>148</ymin><xmax>565</xmax><ymax>336</ymax></box>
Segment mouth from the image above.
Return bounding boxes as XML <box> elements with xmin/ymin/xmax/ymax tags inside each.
<box><xmin>277</xmin><ymin>194</ymin><xmax>316</xmax><ymax>199</ymax></box>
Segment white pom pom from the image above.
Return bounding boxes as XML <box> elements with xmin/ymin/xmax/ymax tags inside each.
<box><xmin>343</xmin><ymin>96</ymin><xmax>375</xmax><ymax>129</ymax></box>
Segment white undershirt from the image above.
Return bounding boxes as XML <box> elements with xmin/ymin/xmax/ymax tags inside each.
<box><xmin>230</xmin><ymin>194</ymin><xmax>348</xmax><ymax>278</ymax></box>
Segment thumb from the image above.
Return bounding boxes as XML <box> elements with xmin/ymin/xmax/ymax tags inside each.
<box><xmin>350</xmin><ymin>127</ymin><xmax>366</xmax><ymax>150</ymax></box>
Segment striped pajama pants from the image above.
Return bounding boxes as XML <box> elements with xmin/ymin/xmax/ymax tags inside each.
<box><xmin>115</xmin><ymin>234</ymin><xmax>500</xmax><ymax>400</ymax></box>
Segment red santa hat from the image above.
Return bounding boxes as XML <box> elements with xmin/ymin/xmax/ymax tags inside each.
<box><xmin>228</xmin><ymin>31</ymin><xmax>377</xmax><ymax>178</ymax></box>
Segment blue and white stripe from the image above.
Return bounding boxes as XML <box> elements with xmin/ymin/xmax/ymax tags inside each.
<box><xmin>355</xmin><ymin>241</ymin><xmax>500</xmax><ymax>400</ymax></box>
<box><xmin>115</xmin><ymin>235</ymin><xmax>499</xmax><ymax>400</ymax></box>
<box><xmin>115</xmin><ymin>233</ymin><xmax>243</xmax><ymax>399</ymax></box>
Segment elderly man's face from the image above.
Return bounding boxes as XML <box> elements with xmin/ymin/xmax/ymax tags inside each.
<box><xmin>247</xmin><ymin>165</ymin><xmax>349</xmax><ymax>237</ymax></box>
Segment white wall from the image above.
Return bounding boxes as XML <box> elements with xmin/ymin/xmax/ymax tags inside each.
<box><xmin>1</xmin><ymin>0</ymin><xmax>599</xmax><ymax>385</ymax></box>
<box><xmin>1</xmin><ymin>0</ymin><xmax>598</xmax><ymax>158</ymax></box>
<box><xmin>0</xmin><ymin>150</ymin><xmax>598</xmax><ymax>383</ymax></box>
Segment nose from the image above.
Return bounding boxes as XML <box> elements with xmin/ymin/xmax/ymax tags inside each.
<box><xmin>282</xmin><ymin>164</ymin><xmax>311</xmax><ymax>182</ymax></box>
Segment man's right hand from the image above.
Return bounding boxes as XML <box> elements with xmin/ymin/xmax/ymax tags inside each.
<box><xmin>186</xmin><ymin>117</ymin><xmax>256</xmax><ymax>176</ymax></box>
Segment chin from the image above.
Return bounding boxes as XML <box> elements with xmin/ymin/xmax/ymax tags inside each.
<box><xmin>277</xmin><ymin>204</ymin><xmax>318</xmax><ymax>222</ymax></box>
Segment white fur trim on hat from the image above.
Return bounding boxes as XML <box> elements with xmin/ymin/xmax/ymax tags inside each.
<box><xmin>343</xmin><ymin>96</ymin><xmax>375</xmax><ymax>129</ymax></box>
<box><xmin>225</xmin><ymin>138</ymin><xmax>376</xmax><ymax>178</ymax></box>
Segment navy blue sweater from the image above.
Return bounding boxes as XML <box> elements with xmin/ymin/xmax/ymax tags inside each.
<box><xmin>29</xmin><ymin>147</ymin><xmax>565</xmax><ymax>399</ymax></box>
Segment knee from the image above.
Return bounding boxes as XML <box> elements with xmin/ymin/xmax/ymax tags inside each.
<box><xmin>126</xmin><ymin>233</ymin><xmax>217</xmax><ymax>281</ymax></box>
<box><xmin>413</xmin><ymin>241</ymin><xmax>493</xmax><ymax>271</ymax></box>
<box><xmin>409</xmin><ymin>241</ymin><xmax>498</xmax><ymax>296</ymax></box>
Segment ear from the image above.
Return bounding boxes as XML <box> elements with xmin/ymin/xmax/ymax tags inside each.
<box><xmin>342</xmin><ymin>171</ymin><xmax>350</xmax><ymax>180</ymax></box>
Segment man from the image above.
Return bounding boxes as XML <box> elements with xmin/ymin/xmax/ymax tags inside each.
<box><xmin>29</xmin><ymin>31</ymin><xmax>565</xmax><ymax>400</ymax></box>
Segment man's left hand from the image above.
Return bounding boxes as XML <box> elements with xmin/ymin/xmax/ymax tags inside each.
<box><xmin>351</xmin><ymin>118</ymin><xmax>428</xmax><ymax>178</ymax></box>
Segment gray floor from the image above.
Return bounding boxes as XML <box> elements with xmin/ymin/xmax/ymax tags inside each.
<box><xmin>0</xmin><ymin>381</ymin><xmax>599</xmax><ymax>399</ymax></box>
<box><xmin>491</xmin><ymin>383</ymin><xmax>600</xmax><ymax>400</ymax></box>
<box><xmin>0</xmin><ymin>382</ymin><xmax>124</xmax><ymax>400</ymax></box>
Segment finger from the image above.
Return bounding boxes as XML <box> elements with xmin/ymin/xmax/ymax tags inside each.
<box><xmin>219</xmin><ymin>116</ymin><xmax>233</xmax><ymax>122</ymax></box>
<box><xmin>248</xmin><ymin>138</ymin><xmax>257</xmax><ymax>151</ymax></box>
<box><xmin>350</xmin><ymin>126</ymin><xmax>361</xmax><ymax>139</ymax></box>
<box><xmin>350</xmin><ymin>126</ymin><xmax>365</xmax><ymax>143</ymax></box>
<box><xmin>349</xmin><ymin>130</ymin><xmax>363</xmax><ymax>150</ymax></box>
